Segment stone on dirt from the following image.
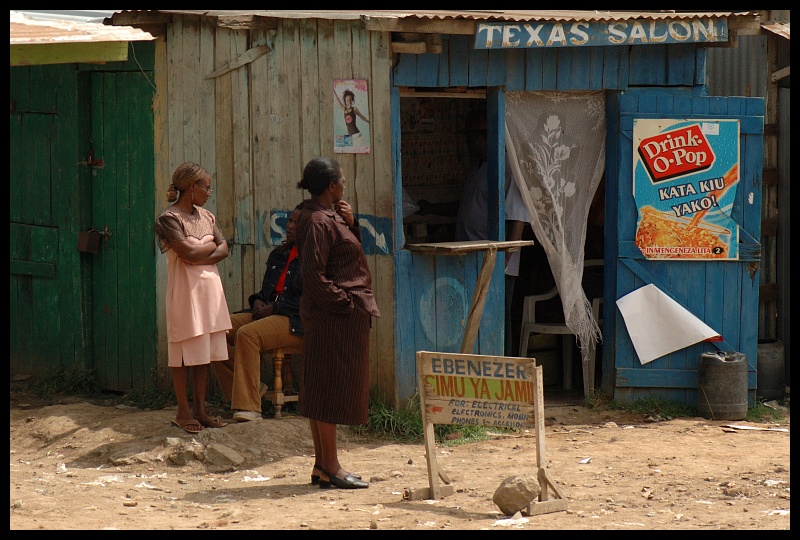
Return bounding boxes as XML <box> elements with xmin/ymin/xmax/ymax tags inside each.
<box><xmin>492</xmin><ymin>475</ymin><xmax>541</xmax><ymax>516</ymax></box>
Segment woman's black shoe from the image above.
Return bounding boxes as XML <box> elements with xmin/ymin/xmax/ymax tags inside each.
<box><xmin>312</xmin><ymin>470</ymin><xmax>361</xmax><ymax>485</ymax></box>
<box><xmin>318</xmin><ymin>468</ymin><xmax>369</xmax><ymax>489</ymax></box>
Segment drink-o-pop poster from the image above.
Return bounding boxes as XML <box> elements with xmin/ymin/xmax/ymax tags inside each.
<box><xmin>633</xmin><ymin>119</ymin><xmax>740</xmax><ymax>260</ymax></box>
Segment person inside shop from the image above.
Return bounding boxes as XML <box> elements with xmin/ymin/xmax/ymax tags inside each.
<box><xmin>415</xmin><ymin>108</ymin><xmax>531</xmax><ymax>356</ymax></box>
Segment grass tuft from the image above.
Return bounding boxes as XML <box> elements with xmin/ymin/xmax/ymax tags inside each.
<box><xmin>351</xmin><ymin>393</ymin><xmax>518</xmax><ymax>445</ymax></box>
<box><xmin>31</xmin><ymin>367</ymin><xmax>102</xmax><ymax>399</ymax></box>
<box><xmin>606</xmin><ymin>396</ymin><xmax>696</xmax><ymax>418</ymax></box>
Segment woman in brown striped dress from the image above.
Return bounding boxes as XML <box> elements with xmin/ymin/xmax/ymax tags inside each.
<box><xmin>295</xmin><ymin>157</ymin><xmax>381</xmax><ymax>489</ymax></box>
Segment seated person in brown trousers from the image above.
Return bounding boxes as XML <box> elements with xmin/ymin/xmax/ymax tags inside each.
<box><xmin>213</xmin><ymin>203</ymin><xmax>304</xmax><ymax>422</ymax></box>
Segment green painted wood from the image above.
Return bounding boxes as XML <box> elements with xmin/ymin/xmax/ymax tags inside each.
<box><xmin>9</xmin><ymin>223</ymin><xmax>59</xmax><ymax>376</ymax></box>
<box><xmin>10</xmin><ymin>260</ymin><xmax>55</xmax><ymax>277</ymax></box>
<box><xmin>10</xmin><ymin>52</ymin><xmax>156</xmax><ymax>392</ymax></box>
<box><xmin>11</xmin><ymin>42</ymin><xmax>129</xmax><ymax>67</ymax></box>
<box><xmin>53</xmin><ymin>64</ymin><xmax>88</xmax><ymax>374</ymax></box>
<box><xmin>10</xmin><ymin>63</ymin><xmax>91</xmax><ymax>380</ymax></box>
<box><xmin>91</xmin><ymin>70</ymin><xmax>157</xmax><ymax>392</ymax></box>
<box><xmin>126</xmin><ymin>70</ymin><xmax>158</xmax><ymax>391</ymax></box>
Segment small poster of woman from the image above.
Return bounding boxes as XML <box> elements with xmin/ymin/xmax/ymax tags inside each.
<box><xmin>334</xmin><ymin>79</ymin><xmax>370</xmax><ymax>154</ymax></box>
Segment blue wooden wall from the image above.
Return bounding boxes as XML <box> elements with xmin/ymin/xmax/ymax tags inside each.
<box><xmin>613</xmin><ymin>89</ymin><xmax>764</xmax><ymax>405</ymax></box>
<box><xmin>390</xmin><ymin>33</ymin><xmax>762</xmax><ymax>406</ymax></box>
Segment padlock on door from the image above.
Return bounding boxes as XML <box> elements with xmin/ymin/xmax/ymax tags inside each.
<box><xmin>77</xmin><ymin>228</ymin><xmax>102</xmax><ymax>254</ymax></box>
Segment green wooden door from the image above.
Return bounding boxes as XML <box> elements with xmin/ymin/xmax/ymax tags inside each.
<box><xmin>9</xmin><ymin>113</ymin><xmax>61</xmax><ymax>375</ymax></box>
<box><xmin>9</xmin><ymin>63</ymin><xmax>85</xmax><ymax>380</ymax></box>
<box><xmin>90</xmin><ymin>71</ymin><xmax>157</xmax><ymax>392</ymax></box>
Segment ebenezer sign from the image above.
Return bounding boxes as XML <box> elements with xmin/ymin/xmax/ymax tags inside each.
<box><xmin>412</xmin><ymin>351</ymin><xmax>567</xmax><ymax>515</ymax></box>
<box><xmin>475</xmin><ymin>18</ymin><xmax>728</xmax><ymax>49</ymax></box>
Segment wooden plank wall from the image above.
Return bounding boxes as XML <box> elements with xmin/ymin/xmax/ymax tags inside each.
<box><xmin>157</xmin><ymin>16</ymin><xmax>396</xmax><ymax>401</ymax></box>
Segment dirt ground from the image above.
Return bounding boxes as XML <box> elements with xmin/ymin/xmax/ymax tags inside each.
<box><xmin>9</xmin><ymin>387</ymin><xmax>790</xmax><ymax>530</ymax></box>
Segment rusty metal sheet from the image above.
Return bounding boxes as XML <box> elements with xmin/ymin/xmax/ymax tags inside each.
<box><xmin>761</xmin><ymin>20</ymin><xmax>790</xmax><ymax>40</ymax></box>
<box><xmin>10</xmin><ymin>11</ymin><xmax>154</xmax><ymax>45</ymax></box>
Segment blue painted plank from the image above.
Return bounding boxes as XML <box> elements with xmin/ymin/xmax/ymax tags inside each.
<box><xmin>391</xmin><ymin>86</ymin><xmax>404</xmax><ymax>252</ymax></box>
<box><xmin>629</xmin><ymin>45</ymin><xmax>667</xmax><ymax>86</ymax></box>
<box><xmin>741</xmin><ymin>131</ymin><xmax>763</xmax><ymax>237</ymax></box>
<box><xmin>556</xmin><ymin>48</ymin><xmax>572</xmax><ymax>89</ymax></box>
<box><xmin>709</xmin><ymin>96</ymin><xmax>728</xmax><ymax>115</ymax></box>
<box><xmin>726</xmin><ymin>96</ymin><xmax>744</xmax><ymax>116</ymax></box>
<box><xmin>394</xmin><ymin>53</ymin><xmax>417</xmax><ymax>86</ymax></box>
<box><xmin>667</xmin><ymin>44</ymin><xmax>696</xmax><ymax>86</ymax></box>
<box><xmin>437</xmin><ymin>37</ymin><xmax>451</xmax><ymax>86</ymax></box>
<box><xmin>569</xmin><ymin>47</ymin><xmax>591</xmax><ymax>90</ymax></box>
<box><xmin>468</xmin><ymin>39</ymin><xmax>488</xmax><ymax>87</ymax></box>
<box><xmin>436</xmin><ymin>254</ymin><xmax>470</xmax><ymax>352</ymax></box>
<box><xmin>638</xmin><ymin>92</ymin><xmax>658</xmax><ymax>113</ymax></box>
<box><xmin>448</xmin><ymin>35</ymin><xmax>469</xmax><ymax>86</ymax></box>
<box><xmin>524</xmin><ymin>48</ymin><xmax>543</xmax><ymax>90</ymax></box>
<box><xmin>675</xmin><ymin>261</ymin><xmax>696</xmax><ymax>370</ymax></box>
<box><xmin>617</xmin><ymin>368</ymin><xmax>699</xmax><ymax>388</ymax></box>
<box><xmin>616</xmin><ymin>46</ymin><xmax>629</xmax><ymax>90</ymax></box>
<box><xmin>694</xmin><ymin>46</ymin><xmax>707</xmax><ymax>86</ymax></box>
<box><xmin>394</xmin><ymin>249</ymin><xmax>420</xmax><ymax>400</ymax></box>
<box><xmin>542</xmin><ymin>48</ymin><xmax>557</xmax><ymax>90</ymax></box>
<box><xmin>487</xmin><ymin>48</ymin><xmax>506</xmax><ymax>86</ymax></box>
<box><xmin>589</xmin><ymin>47</ymin><xmax>604</xmax><ymax>90</ymax></box>
<box><xmin>599</xmin><ymin>47</ymin><xmax>628</xmax><ymax>90</ymax></box>
<box><xmin>617</xmin><ymin>367</ymin><xmax>756</xmax><ymax>389</ymax></box>
<box><xmin>411</xmin><ymin>253</ymin><xmax>438</xmax><ymax>353</ymax></box>
<box><xmin>656</xmin><ymin>92</ymin><xmax>676</xmax><ymax>112</ymax></box>
<box><xmin>722</xmin><ymin>261</ymin><xmax>743</xmax><ymax>353</ymax></box>
<box><xmin>416</xmin><ymin>52</ymin><xmax>440</xmax><ymax>87</ymax></box>
<box><xmin>746</xmin><ymin>97</ymin><xmax>765</xmax><ymax>116</ymax></box>
<box><xmin>505</xmin><ymin>47</ymin><xmax>525</xmax><ymax>91</ymax></box>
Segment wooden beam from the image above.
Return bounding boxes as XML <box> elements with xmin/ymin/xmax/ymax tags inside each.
<box><xmin>205</xmin><ymin>44</ymin><xmax>271</xmax><ymax>79</ymax></box>
<box><xmin>215</xmin><ymin>15</ymin><xmax>278</xmax><ymax>30</ymax></box>
<box><xmin>771</xmin><ymin>65</ymin><xmax>790</xmax><ymax>83</ymax></box>
<box><xmin>364</xmin><ymin>16</ymin><xmax>475</xmax><ymax>35</ymax></box>
<box><xmin>391</xmin><ymin>41</ymin><xmax>426</xmax><ymax>54</ymax></box>
<box><xmin>399</xmin><ymin>88</ymin><xmax>486</xmax><ymax>99</ymax></box>
<box><xmin>10</xmin><ymin>42</ymin><xmax>129</xmax><ymax>66</ymax></box>
<box><xmin>403</xmin><ymin>484</ymin><xmax>454</xmax><ymax>501</ymax></box>
<box><xmin>10</xmin><ymin>260</ymin><xmax>55</xmax><ymax>278</ymax></box>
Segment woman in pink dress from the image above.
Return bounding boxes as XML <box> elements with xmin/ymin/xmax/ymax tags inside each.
<box><xmin>154</xmin><ymin>162</ymin><xmax>232</xmax><ymax>434</ymax></box>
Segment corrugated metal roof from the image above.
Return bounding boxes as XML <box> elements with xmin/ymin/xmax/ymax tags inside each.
<box><xmin>10</xmin><ymin>10</ymin><xmax>154</xmax><ymax>45</ymax></box>
<box><xmin>147</xmin><ymin>9</ymin><xmax>758</xmax><ymax>22</ymax></box>
<box><xmin>761</xmin><ymin>20</ymin><xmax>790</xmax><ymax>40</ymax></box>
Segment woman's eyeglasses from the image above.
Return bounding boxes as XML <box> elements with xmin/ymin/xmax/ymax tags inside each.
<box><xmin>194</xmin><ymin>181</ymin><xmax>213</xmax><ymax>195</ymax></box>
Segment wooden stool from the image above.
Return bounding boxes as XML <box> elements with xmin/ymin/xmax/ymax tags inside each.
<box><xmin>263</xmin><ymin>345</ymin><xmax>302</xmax><ymax>418</ymax></box>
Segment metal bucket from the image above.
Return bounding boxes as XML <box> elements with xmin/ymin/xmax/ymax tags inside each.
<box><xmin>697</xmin><ymin>351</ymin><xmax>748</xmax><ymax>421</ymax></box>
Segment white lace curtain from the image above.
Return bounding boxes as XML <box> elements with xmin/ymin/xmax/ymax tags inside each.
<box><xmin>505</xmin><ymin>91</ymin><xmax>606</xmax><ymax>369</ymax></box>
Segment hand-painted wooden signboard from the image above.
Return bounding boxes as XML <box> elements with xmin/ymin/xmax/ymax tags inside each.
<box><xmin>412</xmin><ymin>351</ymin><xmax>567</xmax><ymax>516</ymax></box>
<box><xmin>475</xmin><ymin>18</ymin><xmax>729</xmax><ymax>49</ymax></box>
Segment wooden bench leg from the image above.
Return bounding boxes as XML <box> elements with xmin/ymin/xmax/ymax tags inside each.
<box><xmin>283</xmin><ymin>356</ymin><xmax>294</xmax><ymax>394</ymax></box>
<box><xmin>272</xmin><ymin>352</ymin><xmax>285</xmax><ymax>418</ymax></box>
<box><xmin>263</xmin><ymin>348</ymin><xmax>301</xmax><ymax>418</ymax></box>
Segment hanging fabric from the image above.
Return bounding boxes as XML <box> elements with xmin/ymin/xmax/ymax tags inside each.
<box><xmin>505</xmin><ymin>91</ymin><xmax>606</xmax><ymax>374</ymax></box>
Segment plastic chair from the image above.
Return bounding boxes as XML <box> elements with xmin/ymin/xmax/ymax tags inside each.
<box><xmin>518</xmin><ymin>259</ymin><xmax>604</xmax><ymax>396</ymax></box>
